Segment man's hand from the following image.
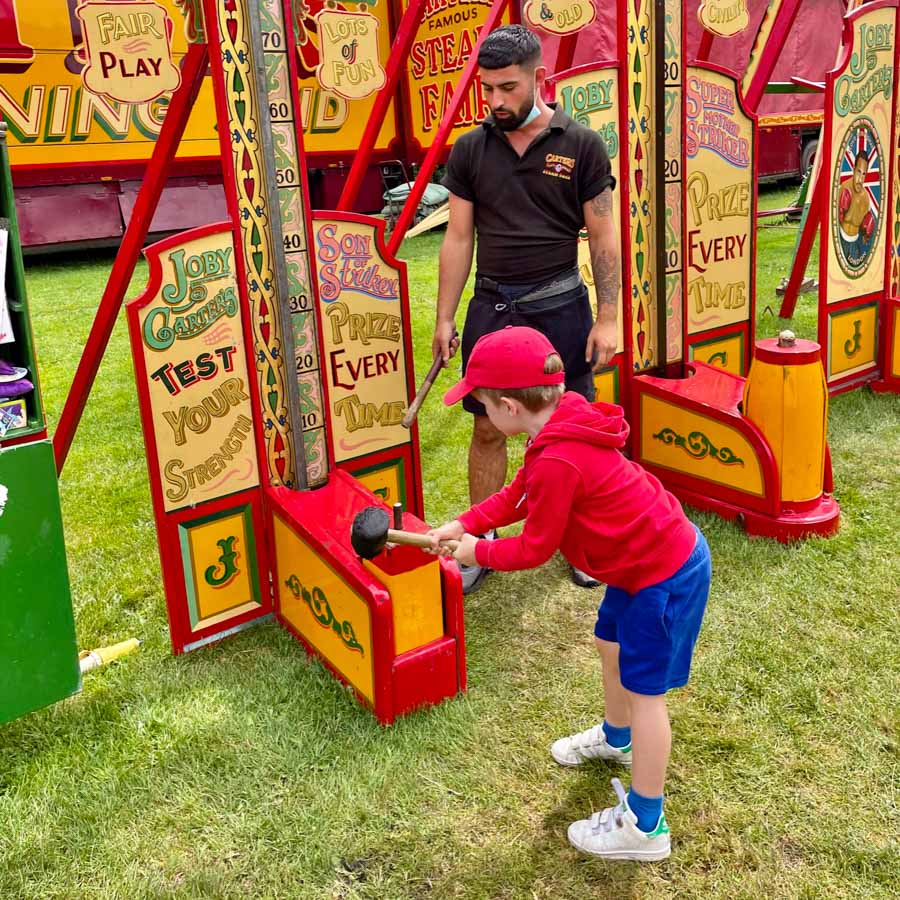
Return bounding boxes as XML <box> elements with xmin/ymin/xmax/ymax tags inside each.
<box><xmin>432</xmin><ymin>319</ymin><xmax>460</xmax><ymax>366</ymax></box>
<box><xmin>452</xmin><ymin>533</ymin><xmax>479</xmax><ymax>567</ymax></box>
<box><xmin>426</xmin><ymin>519</ymin><xmax>465</xmax><ymax>555</ymax></box>
<box><xmin>586</xmin><ymin>319</ymin><xmax>617</xmax><ymax>370</ymax></box>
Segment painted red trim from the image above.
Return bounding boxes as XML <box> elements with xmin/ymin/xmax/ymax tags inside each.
<box><xmin>386</xmin><ymin>0</ymin><xmax>510</xmax><ymax>255</ymax></box>
<box><xmin>438</xmin><ymin>558</ymin><xmax>465</xmax><ymax>691</ymax></box>
<box><xmin>695</xmin><ymin>28</ymin><xmax>714</xmax><ymax>63</ymax></box>
<box><xmin>544</xmin><ymin>59</ymin><xmax>618</xmax><ymax>87</ymax></box>
<box><xmin>754</xmin><ymin>337</ymin><xmax>823</xmax><ymax>366</ymax></box>
<box><xmin>10</xmin><ymin>157</ymin><xmax>223</xmax><ymax>187</ymax></box>
<box><xmin>0</xmin><ymin>428</ymin><xmax>48</xmax><ymax>449</ymax></box>
<box><xmin>617</xmin><ymin>5</ymin><xmax>634</xmax><ymax>412</ymax></box>
<box><xmin>554</xmin><ymin>34</ymin><xmax>578</xmax><ymax>76</ymax></box>
<box><xmin>821</xmin><ymin>290</ymin><xmax>882</xmax><ymax>314</ymax></box>
<box><xmin>687</xmin><ymin>321</ymin><xmax>751</xmax><ymax>346</ymax></box>
<box><xmin>336</xmin><ymin>0</ymin><xmax>428</xmax><ymax>212</ymax></box>
<box><xmin>679</xmin><ymin>0</ymin><xmax>688</xmax><ymax>373</ymax></box>
<box><xmin>53</xmin><ymin>41</ymin><xmax>209</xmax><ymax>474</ymax></box>
<box><xmin>779</xmin><ymin>174</ymin><xmax>822</xmax><ymax>318</ymax></box>
<box><xmin>671</xmin><ymin>483</ymin><xmax>840</xmax><ymax>543</ymax></box>
<box><xmin>742</xmin><ymin>0</ymin><xmax>805</xmax><ymax>113</ymax></box>
<box><xmin>871</xmin><ymin>298</ymin><xmax>900</xmax><ymax>392</ymax></box>
<box><xmin>883</xmin><ymin>6</ymin><xmax>900</xmax><ymax>306</ymax></box>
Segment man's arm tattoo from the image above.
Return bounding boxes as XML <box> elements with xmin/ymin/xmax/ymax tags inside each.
<box><xmin>591</xmin><ymin>243</ymin><xmax>620</xmax><ymax>315</ymax></box>
<box><xmin>590</xmin><ymin>190</ymin><xmax>613</xmax><ymax>218</ymax></box>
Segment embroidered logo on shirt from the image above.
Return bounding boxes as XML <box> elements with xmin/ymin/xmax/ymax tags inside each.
<box><xmin>543</xmin><ymin>153</ymin><xmax>575</xmax><ymax>180</ymax></box>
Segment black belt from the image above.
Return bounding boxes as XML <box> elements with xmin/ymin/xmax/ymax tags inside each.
<box><xmin>474</xmin><ymin>267</ymin><xmax>583</xmax><ymax>303</ymax></box>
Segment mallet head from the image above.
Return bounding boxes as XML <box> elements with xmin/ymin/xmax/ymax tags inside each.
<box><xmin>350</xmin><ymin>506</ymin><xmax>391</xmax><ymax>559</ymax></box>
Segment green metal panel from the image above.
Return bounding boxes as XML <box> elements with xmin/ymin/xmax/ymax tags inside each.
<box><xmin>0</xmin><ymin>440</ymin><xmax>80</xmax><ymax>724</ymax></box>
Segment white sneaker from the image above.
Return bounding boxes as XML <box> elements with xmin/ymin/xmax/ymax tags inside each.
<box><xmin>550</xmin><ymin>723</ymin><xmax>632</xmax><ymax>767</ymax></box>
<box><xmin>457</xmin><ymin>530</ymin><xmax>496</xmax><ymax>595</ymax></box>
<box><xmin>568</xmin><ymin>778</ymin><xmax>671</xmax><ymax>861</ymax></box>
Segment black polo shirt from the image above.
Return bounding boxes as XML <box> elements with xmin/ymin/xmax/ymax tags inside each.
<box><xmin>442</xmin><ymin>104</ymin><xmax>615</xmax><ymax>284</ymax></box>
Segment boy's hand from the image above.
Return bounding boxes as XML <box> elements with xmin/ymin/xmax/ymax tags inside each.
<box><xmin>426</xmin><ymin>520</ymin><xmax>465</xmax><ymax>555</ymax></box>
<box><xmin>453</xmin><ymin>533</ymin><xmax>479</xmax><ymax>567</ymax></box>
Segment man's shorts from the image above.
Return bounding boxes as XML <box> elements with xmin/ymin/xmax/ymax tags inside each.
<box><xmin>460</xmin><ymin>276</ymin><xmax>595</xmax><ymax>416</ymax></box>
<box><xmin>594</xmin><ymin>525</ymin><xmax>711</xmax><ymax>696</ymax></box>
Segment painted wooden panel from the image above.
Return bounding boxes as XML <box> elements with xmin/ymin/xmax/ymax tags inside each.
<box><xmin>273</xmin><ymin>514</ymin><xmax>375</xmax><ymax>703</ymax></box>
<box><xmin>827</xmin><ymin>300</ymin><xmax>879</xmax><ymax>379</ymax></box>
<box><xmin>689</xmin><ymin>332</ymin><xmax>745</xmax><ymax>375</ymax></box>
<box><xmin>685</xmin><ymin>67</ymin><xmax>754</xmax><ymax>338</ymax></box>
<box><xmin>639</xmin><ymin>392</ymin><xmax>764</xmax><ymax>496</ymax></box>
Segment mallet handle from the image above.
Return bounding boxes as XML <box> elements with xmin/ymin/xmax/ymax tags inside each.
<box><xmin>385</xmin><ymin>529</ymin><xmax>459</xmax><ymax>552</ymax></box>
<box><xmin>401</xmin><ymin>352</ymin><xmax>446</xmax><ymax>429</ymax></box>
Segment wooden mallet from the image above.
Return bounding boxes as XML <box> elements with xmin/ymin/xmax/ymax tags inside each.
<box><xmin>350</xmin><ymin>506</ymin><xmax>458</xmax><ymax>560</ymax></box>
<box><xmin>401</xmin><ymin>333</ymin><xmax>457</xmax><ymax>429</ymax></box>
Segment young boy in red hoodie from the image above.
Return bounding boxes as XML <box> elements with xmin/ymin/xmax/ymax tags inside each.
<box><xmin>429</xmin><ymin>326</ymin><xmax>711</xmax><ymax>862</ymax></box>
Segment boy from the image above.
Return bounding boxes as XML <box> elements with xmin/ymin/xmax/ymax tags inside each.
<box><xmin>429</xmin><ymin>326</ymin><xmax>711</xmax><ymax>862</ymax></box>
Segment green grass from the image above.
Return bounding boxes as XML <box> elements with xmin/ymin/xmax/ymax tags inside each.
<box><xmin>1</xmin><ymin>183</ymin><xmax>898</xmax><ymax>899</ymax></box>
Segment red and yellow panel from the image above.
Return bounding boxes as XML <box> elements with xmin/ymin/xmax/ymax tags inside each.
<box><xmin>273</xmin><ymin>514</ymin><xmax>374</xmax><ymax>703</ymax></box>
<box><xmin>639</xmin><ymin>393</ymin><xmax>764</xmax><ymax>496</ymax></box>
<box><xmin>689</xmin><ymin>332</ymin><xmax>746</xmax><ymax>376</ymax></box>
<box><xmin>179</xmin><ymin>504</ymin><xmax>263</xmax><ymax>632</ymax></box>
<box><xmin>826</xmin><ymin>301</ymin><xmax>879</xmax><ymax>381</ymax></box>
<box><xmin>364</xmin><ymin>550</ymin><xmax>443</xmax><ymax>657</ymax></box>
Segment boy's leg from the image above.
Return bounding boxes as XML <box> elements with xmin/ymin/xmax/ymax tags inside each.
<box><xmin>550</xmin><ymin>637</ymin><xmax>632</xmax><ymax>767</ymax></box>
<box><xmin>627</xmin><ymin>690</ymin><xmax>671</xmax><ymax>797</ymax></box>
<box><xmin>596</xmin><ymin>637</ymin><xmax>630</xmax><ymax>728</ymax></box>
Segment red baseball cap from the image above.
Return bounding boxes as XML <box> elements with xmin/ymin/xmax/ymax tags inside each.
<box><xmin>443</xmin><ymin>326</ymin><xmax>565</xmax><ymax>405</ymax></box>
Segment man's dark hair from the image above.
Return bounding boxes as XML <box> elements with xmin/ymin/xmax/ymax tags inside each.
<box><xmin>477</xmin><ymin>25</ymin><xmax>542</xmax><ymax>71</ymax></box>
<box><xmin>854</xmin><ymin>150</ymin><xmax>868</xmax><ymax>169</ymax></box>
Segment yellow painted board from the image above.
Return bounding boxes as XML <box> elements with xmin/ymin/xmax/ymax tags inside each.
<box><xmin>363</xmin><ymin>555</ymin><xmax>443</xmax><ymax>657</ymax></box>
<box><xmin>273</xmin><ymin>516</ymin><xmax>374</xmax><ymax>703</ymax></box>
<box><xmin>183</xmin><ymin>511</ymin><xmax>261</xmax><ymax>630</ymax></box>
<box><xmin>592</xmin><ymin>368</ymin><xmax>619</xmax><ymax>405</ymax></box>
<box><xmin>828</xmin><ymin>303</ymin><xmax>878</xmax><ymax>379</ymax></box>
<box><xmin>689</xmin><ymin>334</ymin><xmax>745</xmax><ymax>376</ymax></box>
<box><xmin>640</xmin><ymin>393</ymin><xmax>763</xmax><ymax>495</ymax></box>
<box><xmin>354</xmin><ymin>463</ymin><xmax>402</xmax><ymax>508</ymax></box>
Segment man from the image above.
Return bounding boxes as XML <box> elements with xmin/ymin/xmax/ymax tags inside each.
<box><xmin>432</xmin><ymin>24</ymin><xmax>620</xmax><ymax>593</ymax></box>
<box><xmin>838</xmin><ymin>149</ymin><xmax>877</xmax><ymax>270</ymax></box>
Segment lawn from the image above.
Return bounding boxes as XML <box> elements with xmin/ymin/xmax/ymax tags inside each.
<box><xmin>0</xmin><ymin>184</ymin><xmax>898</xmax><ymax>899</ymax></box>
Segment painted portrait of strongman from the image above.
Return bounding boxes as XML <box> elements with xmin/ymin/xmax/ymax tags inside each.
<box><xmin>832</xmin><ymin>119</ymin><xmax>883</xmax><ymax>277</ymax></box>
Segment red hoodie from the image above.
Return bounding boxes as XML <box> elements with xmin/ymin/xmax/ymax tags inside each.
<box><xmin>458</xmin><ymin>392</ymin><xmax>697</xmax><ymax>594</ymax></box>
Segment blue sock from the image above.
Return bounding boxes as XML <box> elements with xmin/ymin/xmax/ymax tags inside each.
<box><xmin>627</xmin><ymin>788</ymin><xmax>664</xmax><ymax>833</ymax></box>
<box><xmin>602</xmin><ymin>720</ymin><xmax>631</xmax><ymax>749</ymax></box>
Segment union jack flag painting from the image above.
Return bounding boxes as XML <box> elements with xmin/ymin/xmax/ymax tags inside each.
<box><xmin>833</xmin><ymin>118</ymin><xmax>885</xmax><ymax>278</ymax></box>
<box><xmin>840</xmin><ymin>124</ymin><xmax>882</xmax><ymax>215</ymax></box>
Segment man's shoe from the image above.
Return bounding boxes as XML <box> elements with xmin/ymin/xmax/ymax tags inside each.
<box><xmin>567</xmin><ymin>778</ymin><xmax>671</xmax><ymax>862</ymax></box>
<box><xmin>570</xmin><ymin>565</ymin><xmax>600</xmax><ymax>588</ymax></box>
<box><xmin>550</xmin><ymin>723</ymin><xmax>632</xmax><ymax>767</ymax></box>
<box><xmin>457</xmin><ymin>530</ymin><xmax>495</xmax><ymax>595</ymax></box>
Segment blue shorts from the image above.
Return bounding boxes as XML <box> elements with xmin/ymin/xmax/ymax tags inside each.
<box><xmin>594</xmin><ymin>525</ymin><xmax>711</xmax><ymax>695</ymax></box>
